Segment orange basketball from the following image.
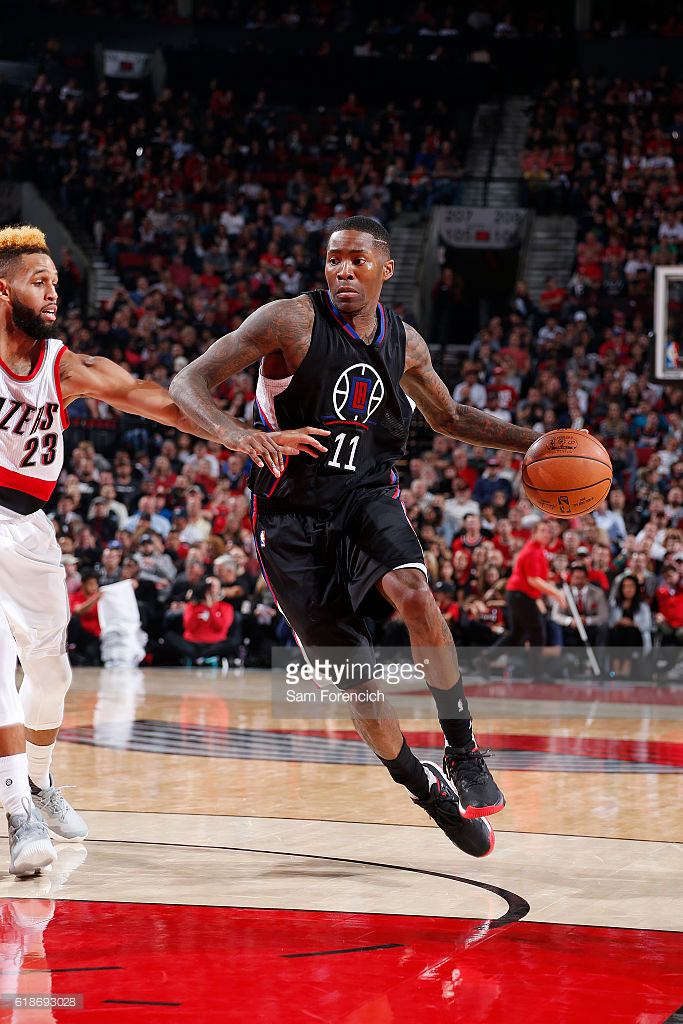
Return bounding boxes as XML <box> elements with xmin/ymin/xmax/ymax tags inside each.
<box><xmin>521</xmin><ymin>429</ymin><xmax>613</xmax><ymax>519</ymax></box>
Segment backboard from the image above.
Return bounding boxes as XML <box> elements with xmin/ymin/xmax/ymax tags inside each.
<box><xmin>652</xmin><ymin>265</ymin><xmax>683</xmax><ymax>384</ymax></box>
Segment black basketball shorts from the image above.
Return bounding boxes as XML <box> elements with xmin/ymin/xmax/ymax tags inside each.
<box><xmin>250</xmin><ymin>484</ymin><xmax>426</xmax><ymax>653</ymax></box>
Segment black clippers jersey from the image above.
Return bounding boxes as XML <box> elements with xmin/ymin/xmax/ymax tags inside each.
<box><xmin>249</xmin><ymin>289</ymin><xmax>414</xmax><ymax>511</ymax></box>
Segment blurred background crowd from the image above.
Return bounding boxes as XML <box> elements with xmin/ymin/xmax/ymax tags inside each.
<box><xmin>0</xmin><ymin>1</ymin><xmax>681</xmax><ymax>675</ymax></box>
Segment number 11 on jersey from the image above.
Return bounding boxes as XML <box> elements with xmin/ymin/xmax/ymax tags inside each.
<box><xmin>327</xmin><ymin>432</ymin><xmax>359</xmax><ymax>472</ymax></box>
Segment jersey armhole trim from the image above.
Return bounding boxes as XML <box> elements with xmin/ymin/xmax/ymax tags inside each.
<box><xmin>53</xmin><ymin>345</ymin><xmax>70</xmax><ymax>429</ymax></box>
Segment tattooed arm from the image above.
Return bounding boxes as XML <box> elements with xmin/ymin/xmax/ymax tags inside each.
<box><xmin>401</xmin><ymin>323</ymin><xmax>538</xmax><ymax>453</ymax></box>
<box><xmin>170</xmin><ymin>296</ymin><xmax>328</xmax><ymax>476</ymax></box>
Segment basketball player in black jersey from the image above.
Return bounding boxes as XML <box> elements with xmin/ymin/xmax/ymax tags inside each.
<box><xmin>171</xmin><ymin>217</ymin><xmax>541</xmax><ymax>859</ymax></box>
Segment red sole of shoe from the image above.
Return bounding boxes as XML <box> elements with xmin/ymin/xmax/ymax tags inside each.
<box><xmin>477</xmin><ymin>821</ymin><xmax>496</xmax><ymax>858</ymax></box>
<box><xmin>460</xmin><ymin>802</ymin><xmax>506</xmax><ymax>820</ymax></box>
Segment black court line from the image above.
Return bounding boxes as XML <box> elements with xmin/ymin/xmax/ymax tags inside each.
<box><xmin>284</xmin><ymin>943</ymin><xmax>403</xmax><ymax>958</ymax></box>
<box><xmin>236</xmin><ymin>845</ymin><xmax>531</xmax><ymax>928</ymax></box>
<box><xmin>72</xmin><ymin>839</ymin><xmax>530</xmax><ymax>930</ymax></box>
<box><xmin>23</xmin><ymin>966</ymin><xmax>123</xmax><ymax>974</ymax></box>
<box><xmin>65</xmin><ymin>809</ymin><xmax>678</xmax><ymax>843</ymax></box>
<box><xmin>70</xmin><ymin>838</ymin><xmax>683</xmax><ymax>935</ymax></box>
<box><xmin>103</xmin><ymin>1000</ymin><xmax>181</xmax><ymax>1007</ymax></box>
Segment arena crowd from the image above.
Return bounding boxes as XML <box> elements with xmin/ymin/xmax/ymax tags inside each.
<box><xmin>1</xmin><ymin>56</ymin><xmax>681</xmax><ymax>676</ymax></box>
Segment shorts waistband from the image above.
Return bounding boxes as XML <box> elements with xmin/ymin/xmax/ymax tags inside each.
<box><xmin>0</xmin><ymin>488</ymin><xmax>46</xmax><ymax>516</ymax></box>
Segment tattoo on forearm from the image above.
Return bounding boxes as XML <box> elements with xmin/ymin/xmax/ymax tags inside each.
<box><xmin>169</xmin><ymin>295</ymin><xmax>313</xmax><ymax>441</ymax></box>
<box><xmin>446</xmin><ymin>403</ymin><xmax>538</xmax><ymax>453</ymax></box>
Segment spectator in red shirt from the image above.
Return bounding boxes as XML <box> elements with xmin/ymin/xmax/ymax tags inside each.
<box><xmin>462</xmin><ymin>565</ymin><xmax>507</xmax><ymax>645</ymax></box>
<box><xmin>487</xmin><ymin>367</ymin><xmax>519</xmax><ymax>411</ymax></box>
<box><xmin>544</xmin><ymin>519</ymin><xmax>564</xmax><ymax>559</ymax></box>
<box><xmin>199</xmin><ymin>261</ymin><xmax>222</xmax><ymax>292</ymax></box>
<box><xmin>587</xmin><ymin>543</ymin><xmax>613</xmax><ymax>592</ymax></box>
<box><xmin>452</xmin><ymin>514</ymin><xmax>485</xmax><ymax>561</ymax></box>
<box><xmin>498</xmin><ymin>521</ymin><xmax>567</xmax><ymax>646</ymax></box>
<box><xmin>150</xmin><ymin>454</ymin><xmax>177</xmax><ymax>492</ymax></box>
<box><xmin>168</xmin><ymin>254</ymin><xmax>193</xmax><ymax>290</ymax></box>
<box><xmin>508</xmin><ymin>506</ymin><xmax>531</xmax><ymax>542</ymax></box>
<box><xmin>432</xmin><ymin>582</ymin><xmax>460</xmax><ymax>638</ymax></box>
<box><xmin>67</xmin><ymin>571</ymin><xmax>102</xmax><ymax>666</ymax></box>
<box><xmin>452</xmin><ymin>550</ymin><xmax>474</xmax><ymax>600</ymax></box>
<box><xmin>538</xmin><ymin>277</ymin><xmax>567</xmax><ymax>314</ymax></box>
<box><xmin>452</xmin><ymin>449</ymin><xmax>479</xmax><ymax>492</ymax></box>
<box><xmin>166</xmin><ymin>578</ymin><xmax>239</xmax><ymax>665</ymax></box>
<box><xmin>492</xmin><ymin>518</ymin><xmax>514</xmax><ymax>562</ymax></box>
<box><xmin>654</xmin><ymin>564</ymin><xmax>683</xmax><ymax>644</ymax></box>
<box><xmin>577</xmin><ymin>231</ymin><xmax>604</xmax><ymax>281</ymax></box>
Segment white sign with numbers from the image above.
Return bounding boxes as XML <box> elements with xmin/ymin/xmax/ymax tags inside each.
<box><xmin>438</xmin><ymin>207</ymin><xmax>528</xmax><ymax>249</ymax></box>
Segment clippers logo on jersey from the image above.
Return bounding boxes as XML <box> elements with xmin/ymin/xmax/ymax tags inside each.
<box><xmin>333</xmin><ymin>363</ymin><xmax>384</xmax><ymax>424</ymax></box>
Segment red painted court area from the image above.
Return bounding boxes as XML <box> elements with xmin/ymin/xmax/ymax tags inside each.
<box><xmin>4</xmin><ymin>901</ymin><xmax>681</xmax><ymax>1023</ymax></box>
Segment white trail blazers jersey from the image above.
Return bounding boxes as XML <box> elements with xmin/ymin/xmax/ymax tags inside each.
<box><xmin>0</xmin><ymin>338</ymin><xmax>68</xmax><ymax>515</ymax></box>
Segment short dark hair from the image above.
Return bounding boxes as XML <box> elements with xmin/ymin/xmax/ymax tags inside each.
<box><xmin>328</xmin><ymin>216</ymin><xmax>391</xmax><ymax>258</ymax></box>
<box><xmin>190</xmin><ymin>580</ymin><xmax>211</xmax><ymax>603</ymax></box>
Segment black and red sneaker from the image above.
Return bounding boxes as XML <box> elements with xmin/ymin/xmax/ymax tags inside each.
<box><xmin>412</xmin><ymin>762</ymin><xmax>495</xmax><ymax>858</ymax></box>
<box><xmin>444</xmin><ymin>745</ymin><xmax>506</xmax><ymax>819</ymax></box>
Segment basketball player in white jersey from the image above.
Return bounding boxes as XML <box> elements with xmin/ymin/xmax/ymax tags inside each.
<box><xmin>0</xmin><ymin>226</ymin><xmax>327</xmax><ymax>874</ymax></box>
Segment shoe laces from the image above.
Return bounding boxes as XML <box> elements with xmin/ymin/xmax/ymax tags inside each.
<box><xmin>36</xmin><ymin>785</ymin><xmax>75</xmax><ymax>822</ymax></box>
<box><xmin>9</xmin><ymin>797</ymin><xmax>42</xmax><ymax>839</ymax></box>
<box><xmin>446</xmin><ymin>747</ymin><xmax>493</xmax><ymax>788</ymax></box>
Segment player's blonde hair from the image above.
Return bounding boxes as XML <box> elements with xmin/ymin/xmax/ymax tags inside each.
<box><xmin>0</xmin><ymin>225</ymin><xmax>51</xmax><ymax>277</ymax></box>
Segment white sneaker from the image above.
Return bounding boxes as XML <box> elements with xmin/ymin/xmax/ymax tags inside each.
<box><xmin>31</xmin><ymin>780</ymin><xmax>88</xmax><ymax>841</ymax></box>
<box><xmin>7</xmin><ymin>798</ymin><xmax>57</xmax><ymax>876</ymax></box>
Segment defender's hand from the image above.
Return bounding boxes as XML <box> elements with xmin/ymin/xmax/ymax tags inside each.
<box><xmin>270</xmin><ymin>428</ymin><xmax>330</xmax><ymax>459</ymax></box>
<box><xmin>223</xmin><ymin>426</ymin><xmax>329</xmax><ymax>477</ymax></box>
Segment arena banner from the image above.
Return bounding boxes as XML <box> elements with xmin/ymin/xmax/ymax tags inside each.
<box><xmin>438</xmin><ymin>207</ymin><xmax>529</xmax><ymax>249</ymax></box>
<box><xmin>103</xmin><ymin>49</ymin><xmax>152</xmax><ymax>79</ymax></box>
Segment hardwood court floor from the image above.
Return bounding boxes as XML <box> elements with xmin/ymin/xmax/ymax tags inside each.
<box><xmin>1</xmin><ymin>667</ymin><xmax>681</xmax><ymax>1023</ymax></box>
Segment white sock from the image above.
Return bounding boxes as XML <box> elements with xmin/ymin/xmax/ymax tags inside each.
<box><xmin>0</xmin><ymin>753</ymin><xmax>31</xmax><ymax>817</ymax></box>
<box><xmin>26</xmin><ymin>741</ymin><xmax>54</xmax><ymax>790</ymax></box>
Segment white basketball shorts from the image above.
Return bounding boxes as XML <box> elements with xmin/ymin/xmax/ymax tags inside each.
<box><xmin>0</xmin><ymin>507</ymin><xmax>70</xmax><ymax>658</ymax></box>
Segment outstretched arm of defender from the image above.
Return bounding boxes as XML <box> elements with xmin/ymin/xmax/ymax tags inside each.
<box><xmin>59</xmin><ymin>350</ymin><xmax>231</xmax><ymax>442</ymax></box>
<box><xmin>169</xmin><ymin>296</ymin><xmax>328</xmax><ymax>474</ymax></box>
<box><xmin>400</xmin><ymin>323</ymin><xmax>538</xmax><ymax>453</ymax></box>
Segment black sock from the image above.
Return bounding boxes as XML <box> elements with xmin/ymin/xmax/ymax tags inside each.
<box><xmin>378</xmin><ymin>736</ymin><xmax>430</xmax><ymax>800</ymax></box>
<box><xmin>427</xmin><ymin>675</ymin><xmax>475</xmax><ymax>750</ymax></box>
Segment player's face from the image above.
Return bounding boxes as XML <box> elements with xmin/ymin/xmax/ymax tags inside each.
<box><xmin>2</xmin><ymin>253</ymin><xmax>59</xmax><ymax>340</ymax></box>
<box><xmin>325</xmin><ymin>231</ymin><xmax>394</xmax><ymax>313</ymax></box>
